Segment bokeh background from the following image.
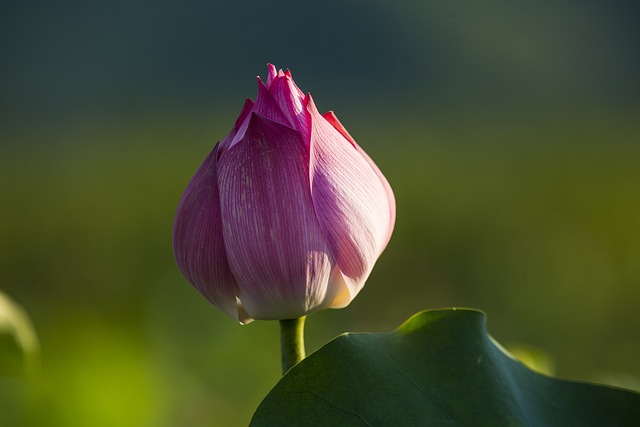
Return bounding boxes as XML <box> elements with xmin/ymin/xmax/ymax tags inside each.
<box><xmin>1</xmin><ymin>0</ymin><xmax>639</xmax><ymax>425</ymax></box>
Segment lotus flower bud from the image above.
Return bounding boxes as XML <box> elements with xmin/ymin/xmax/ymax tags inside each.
<box><xmin>173</xmin><ymin>65</ymin><xmax>395</xmax><ymax>323</ymax></box>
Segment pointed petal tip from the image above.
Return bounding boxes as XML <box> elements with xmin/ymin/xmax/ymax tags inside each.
<box><xmin>202</xmin><ymin>294</ymin><xmax>254</xmax><ymax>325</ymax></box>
<box><xmin>233</xmin><ymin>98</ymin><xmax>255</xmax><ymax>133</ymax></box>
<box><xmin>252</xmin><ymin>80</ymin><xmax>292</xmax><ymax>127</ymax></box>
<box><xmin>303</xmin><ymin>93</ymin><xmax>312</xmax><ymax>108</ymax></box>
<box><xmin>266</xmin><ymin>64</ymin><xmax>278</xmax><ymax>87</ymax></box>
<box><xmin>236</xmin><ymin>300</ymin><xmax>254</xmax><ymax>325</ymax></box>
<box><xmin>326</xmin><ymin>268</ymin><xmax>354</xmax><ymax>309</ymax></box>
<box><xmin>321</xmin><ymin>110</ymin><xmax>357</xmax><ymax>147</ymax></box>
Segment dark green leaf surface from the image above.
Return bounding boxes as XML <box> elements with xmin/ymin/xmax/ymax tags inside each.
<box><xmin>252</xmin><ymin>309</ymin><xmax>640</xmax><ymax>426</ymax></box>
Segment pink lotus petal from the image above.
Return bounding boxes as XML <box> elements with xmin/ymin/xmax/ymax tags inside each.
<box><xmin>172</xmin><ymin>144</ymin><xmax>250</xmax><ymax>323</ymax></box>
<box><xmin>266</xmin><ymin>64</ymin><xmax>278</xmax><ymax>88</ymax></box>
<box><xmin>321</xmin><ymin>111</ymin><xmax>357</xmax><ymax>147</ymax></box>
<box><xmin>234</xmin><ymin>98</ymin><xmax>255</xmax><ymax>132</ymax></box>
<box><xmin>269</xmin><ymin>73</ymin><xmax>310</xmax><ymax>144</ymax></box>
<box><xmin>252</xmin><ymin>78</ymin><xmax>291</xmax><ymax>127</ymax></box>
<box><xmin>227</xmin><ymin>79</ymin><xmax>291</xmax><ymax>151</ymax></box>
<box><xmin>218</xmin><ymin>99</ymin><xmax>256</xmax><ymax>155</ymax></box>
<box><xmin>322</xmin><ymin>111</ymin><xmax>396</xmax><ymax>250</ymax></box>
<box><xmin>217</xmin><ymin>113</ymin><xmax>341</xmax><ymax>320</ymax></box>
<box><xmin>306</xmin><ymin>95</ymin><xmax>392</xmax><ymax>301</ymax></box>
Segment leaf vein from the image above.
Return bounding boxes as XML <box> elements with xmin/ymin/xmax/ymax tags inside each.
<box><xmin>368</xmin><ymin>346</ymin><xmax>456</xmax><ymax>426</ymax></box>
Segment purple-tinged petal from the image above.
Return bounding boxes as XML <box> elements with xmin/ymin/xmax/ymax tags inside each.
<box><xmin>322</xmin><ymin>111</ymin><xmax>396</xmax><ymax>251</ymax></box>
<box><xmin>269</xmin><ymin>72</ymin><xmax>310</xmax><ymax>144</ymax></box>
<box><xmin>217</xmin><ymin>113</ymin><xmax>340</xmax><ymax>320</ymax></box>
<box><xmin>252</xmin><ymin>78</ymin><xmax>292</xmax><ymax>127</ymax></box>
<box><xmin>306</xmin><ymin>95</ymin><xmax>392</xmax><ymax>302</ymax></box>
<box><xmin>234</xmin><ymin>98</ymin><xmax>255</xmax><ymax>132</ymax></box>
<box><xmin>227</xmin><ymin>79</ymin><xmax>292</xmax><ymax>151</ymax></box>
<box><xmin>172</xmin><ymin>144</ymin><xmax>251</xmax><ymax>323</ymax></box>
<box><xmin>218</xmin><ymin>99</ymin><xmax>255</xmax><ymax>155</ymax></box>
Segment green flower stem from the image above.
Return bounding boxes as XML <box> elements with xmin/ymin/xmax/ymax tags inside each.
<box><xmin>279</xmin><ymin>316</ymin><xmax>306</xmax><ymax>375</ymax></box>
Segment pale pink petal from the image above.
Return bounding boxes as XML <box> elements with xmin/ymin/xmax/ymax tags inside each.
<box><xmin>306</xmin><ymin>95</ymin><xmax>392</xmax><ymax>302</ymax></box>
<box><xmin>326</xmin><ymin>266</ymin><xmax>352</xmax><ymax>309</ymax></box>
<box><xmin>320</xmin><ymin>111</ymin><xmax>357</xmax><ymax>147</ymax></box>
<box><xmin>172</xmin><ymin>144</ymin><xmax>251</xmax><ymax>323</ymax></box>
<box><xmin>217</xmin><ymin>113</ymin><xmax>340</xmax><ymax>320</ymax></box>
<box><xmin>322</xmin><ymin>111</ymin><xmax>396</xmax><ymax>251</ymax></box>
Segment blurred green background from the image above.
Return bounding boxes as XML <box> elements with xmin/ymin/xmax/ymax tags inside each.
<box><xmin>1</xmin><ymin>0</ymin><xmax>639</xmax><ymax>425</ymax></box>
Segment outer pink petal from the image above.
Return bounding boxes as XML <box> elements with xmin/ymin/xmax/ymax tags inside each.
<box><xmin>217</xmin><ymin>113</ymin><xmax>340</xmax><ymax>320</ymax></box>
<box><xmin>218</xmin><ymin>99</ymin><xmax>255</xmax><ymax>155</ymax></box>
<box><xmin>234</xmin><ymin>98</ymin><xmax>255</xmax><ymax>132</ymax></box>
<box><xmin>306</xmin><ymin>95</ymin><xmax>392</xmax><ymax>304</ymax></box>
<box><xmin>322</xmin><ymin>111</ymin><xmax>396</xmax><ymax>251</ymax></box>
<box><xmin>172</xmin><ymin>144</ymin><xmax>250</xmax><ymax>323</ymax></box>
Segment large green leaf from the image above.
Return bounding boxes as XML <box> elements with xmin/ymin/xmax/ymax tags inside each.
<box><xmin>251</xmin><ymin>309</ymin><xmax>639</xmax><ymax>426</ymax></box>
